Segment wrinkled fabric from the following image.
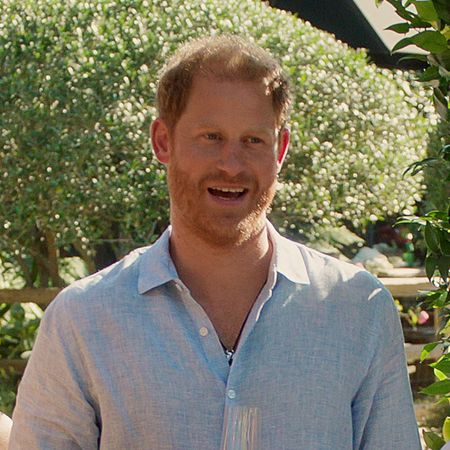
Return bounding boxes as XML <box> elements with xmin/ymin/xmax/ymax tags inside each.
<box><xmin>10</xmin><ymin>223</ymin><xmax>421</xmax><ymax>450</ymax></box>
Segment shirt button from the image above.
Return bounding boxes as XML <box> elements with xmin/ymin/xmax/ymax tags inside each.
<box><xmin>199</xmin><ymin>327</ymin><xmax>209</xmax><ymax>337</ymax></box>
<box><xmin>227</xmin><ymin>389</ymin><xmax>236</xmax><ymax>399</ymax></box>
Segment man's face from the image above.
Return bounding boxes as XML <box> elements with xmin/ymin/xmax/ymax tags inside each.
<box><xmin>153</xmin><ymin>74</ymin><xmax>289</xmax><ymax>247</ymax></box>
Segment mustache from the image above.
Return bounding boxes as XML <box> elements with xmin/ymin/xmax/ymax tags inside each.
<box><xmin>198</xmin><ymin>171</ymin><xmax>254</xmax><ymax>187</ymax></box>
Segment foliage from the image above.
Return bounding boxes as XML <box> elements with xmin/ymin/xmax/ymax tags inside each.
<box><xmin>0</xmin><ymin>370</ymin><xmax>18</xmax><ymax>416</ymax></box>
<box><xmin>0</xmin><ymin>303</ymin><xmax>42</xmax><ymax>360</ymax></box>
<box><xmin>0</xmin><ymin>303</ymin><xmax>42</xmax><ymax>414</ymax></box>
<box><xmin>0</xmin><ymin>0</ymin><xmax>438</xmax><ymax>286</ymax></box>
<box><xmin>378</xmin><ymin>0</ymin><xmax>450</xmax><ymax>447</ymax></box>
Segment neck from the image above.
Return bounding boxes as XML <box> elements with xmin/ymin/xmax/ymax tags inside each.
<box><xmin>169</xmin><ymin>219</ymin><xmax>272</xmax><ymax>301</ymax></box>
<box><xmin>171</xmin><ymin>220</ymin><xmax>271</xmax><ymax>273</ymax></box>
<box><xmin>169</xmin><ymin>219</ymin><xmax>273</xmax><ymax>351</ymax></box>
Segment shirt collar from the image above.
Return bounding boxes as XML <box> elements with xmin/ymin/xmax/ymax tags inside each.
<box><xmin>137</xmin><ymin>226</ymin><xmax>179</xmax><ymax>294</ymax></box>
<box><xmin>266</xmin><ymin>221</ymin><xmax>310</xmax><ymax>285</ymax></box>
<box><xmin>137</xmin><ymin>221</ymin><xmax>310</xmax><ymax>295</ymax></box>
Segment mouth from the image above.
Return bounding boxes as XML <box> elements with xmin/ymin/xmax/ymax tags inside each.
<box><xmin>207</xmin><ymin>187</ymin><xmax>248</xmax><ymax>200</ymax></box>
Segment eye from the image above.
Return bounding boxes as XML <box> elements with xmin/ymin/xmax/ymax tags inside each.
<box><xmin>247</xmin><ymin>136</ymin><xmax>263</xmax><ymax>144</ymax></box>
<box><xmin>204</xmin><ymin>133</ymin><xmax>221</xmax><ymax>141</ymax></box>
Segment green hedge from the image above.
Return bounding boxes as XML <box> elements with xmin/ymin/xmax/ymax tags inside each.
<box><xmin>0</xmin><ymin>0</ymin><xmax>437</xmax><ymax>282</ymax></box>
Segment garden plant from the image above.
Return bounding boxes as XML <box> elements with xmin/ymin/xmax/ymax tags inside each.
<box><xmin>378</xmin><ymin>0</ymin><xmax>450</xmax><ymax>448</ymax></box>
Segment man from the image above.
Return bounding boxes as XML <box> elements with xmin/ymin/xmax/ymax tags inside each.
<box><xmin>10</xmin><ymin>35</ymin><xmax>421</xmax><ymax>449</ymax></box>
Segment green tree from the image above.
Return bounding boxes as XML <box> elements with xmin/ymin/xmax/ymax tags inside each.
<box><xmin>0</xmin><ymin>0</ymin><xmax>437</xmax><ymax>287</ymax></box>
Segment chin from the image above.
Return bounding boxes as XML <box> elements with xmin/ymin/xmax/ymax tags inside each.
<box><xmin>190</xmin><ymin>212</ymin><xmax>267</xmax><ymax>248</ymax></box>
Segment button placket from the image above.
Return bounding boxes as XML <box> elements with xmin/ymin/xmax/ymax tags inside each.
<box><xmin>176</xmin><ymin>282</ymin><xmax>230</xmax><ymax>382</ymax></box>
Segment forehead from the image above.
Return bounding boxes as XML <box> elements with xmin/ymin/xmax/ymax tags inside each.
<box><xmin>179</xmin><ymin>75</ymin><xmax>277</xmax><ymax>129</ymax></box>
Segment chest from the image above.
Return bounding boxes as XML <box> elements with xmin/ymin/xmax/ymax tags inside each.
<box><xmin>199</xmin><ymin>295</ymin><xmax>255</xmax><ymax>350</ymax></box>
<box><xmin>182</xmin><ymin>269</ymin><xmax>270</xmax><ymax>351</ymax></box>
<box><xmin>77</xmin><ymin>283</ymin><xmax>373</xmax><ymax>450</ymax></box>
<box><xmin>83</xmin><ymin>305</ymin><xmax>361</xmax><ymax>450</ymax></box>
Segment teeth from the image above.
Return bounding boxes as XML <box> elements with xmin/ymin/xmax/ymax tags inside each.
<box><xmin>212</xmin><ymin>187</ymin><xmax>245</xmax><ymax>193</ymax></box>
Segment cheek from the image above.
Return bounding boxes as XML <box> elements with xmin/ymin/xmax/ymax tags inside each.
<box><xmin>173</xmin><ymin>143</ymin><xmax>211</xmax><ymax>167</ymax></box>
<box><xmin>254</xmin><ymin>157</ymin><xmax>279</xmax><ymax>178</ymax></box>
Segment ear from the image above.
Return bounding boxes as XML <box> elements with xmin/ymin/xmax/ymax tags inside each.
<box><xmin>276</xmin><ymin>127</ymin><xmax>290</xmax><ymax>172</ymax></box>
<box><xmin>151</xmin><ymin>118</ymin><xmax>171</xmax><ymax>164</ymax></box>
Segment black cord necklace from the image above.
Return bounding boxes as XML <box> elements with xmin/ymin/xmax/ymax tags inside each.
<box><xmin>222</xmin><ymin>345</ymin><xmax>235</xmax><ymax>365</ymax></box>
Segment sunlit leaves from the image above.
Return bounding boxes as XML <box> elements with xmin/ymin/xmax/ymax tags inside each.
<box><xmin>392</xmin><ymin>31</ymin><xmax>448</xmax><ymax>53</ymax></box>
<box><xmin>423</xmin><ymin>430</ymin><xmax>446</xmax><ymax>450</ymax></box>
<box><xmin>421</xmin><ymin>379</ymin><xmax>450</xmax><ymax>395</ymax></box>
<box><xmin>0</xmin><ymin>0</ymin><xmax>438</xmax><ymax>268</ymax></box>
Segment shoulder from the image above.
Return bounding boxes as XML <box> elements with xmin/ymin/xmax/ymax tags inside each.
<box><xmin>277</xmin><ymin>230</ymin><xmax>382</xmax><ymax>290</ymax></box>
<box><xmin>45</xmin><ymin>246</ymin><xmax>150</xmax><ymax>322</ymax></box>
<box><xmin>299</xmin><ymin>242</ymin><xmax>381</xmax><ymax>287</ymax></box>
<box><xmin>297</xmin><ymin>240</ymin><xmax>401</xmax><ymax>340</ymax></box>
<box><xmin>280</xmin><ymin>234</ymin><xmax>393</xmax><ymax>309</ymax></box>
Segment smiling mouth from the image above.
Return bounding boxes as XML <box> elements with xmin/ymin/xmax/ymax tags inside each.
<box><xmin>207</xmin><ymin>187</ymin><xmax>247</xmax><ymax>200</ymax></box>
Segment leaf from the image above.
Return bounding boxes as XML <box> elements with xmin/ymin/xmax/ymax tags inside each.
<box><xmin>425</xmin><ymin>222</ymin><xmax>442</xmax><ymax>253</ymax></box>
<box><xmin>426</xmin><ymin>254</ymin><xmax>439</xmax><ymax>279</ymax></box>
<box><xmin>421</xmin><ymin>341</ymin><xmax>440</xmax><ymax>362</ymax></box>
<box><xmin>426</xmin><ymin>289</ymin><xmax>445</xmax><ymax>301</ymax></box>
<box><xmin>412</xmin><ymin>17</ymin><xmax>439</xmax><ymax>27</ymax></box>
<box><xmin>437</xmin><ymin>289</ymin><xmax>450</xmax><ymax>307</ymax></box>
<box><xmin>423</xmin><ymin>430</ymin><xmax>446</xmax><ymax>450</ymax></box>
<box><xmin>390</xmin><ymin>0</ymin><xmax>421</xmax><ymax>21</ymax></box>
<box><xmin>431</xmin><ymin>356</ymin><xmax>450</xmax><ymax>375</ymax></box>
<box><xmin>437</xmin><ymin>255</ymin><xmax>450</xmax><ymax>280</ymax></box>
<box><xmin>435</xmin><ymin>368</ymin><xmax>447</xmax><ymax>380</ymax></box>
<box><xmin>436</xmin><ymin>50</ymin><xmax>450</xmax><ymax>72</ymax></box>
<box><xmin>426</xmin><ymin>210</ymin><xmax>448</xmax><ymax>220</ymax></box>
<box><xmin>410</xmin><ymin>30</ymin><xmax>448</xmax><ymax>53</ymax></box>
<box><xmin>398</xmin><ymin>54</ymin><xmax>429</xmax><ymax>63</ymax></box>
<box><xmin>440</xmin><ymin>230</ymin><xmax>450</xmax><ymax>255</ymax></box>
<box><xmin>392</xmin><ymin>37</ymin><xmax>413</xmax><ymax>53</ymax></box>
<box><xmin>396</xmin><ymin>217</ymin><xmax>427</xmax><ymax>226</ymax></box>
<box><xmin>385</xmin><ymin>22</ymin><xmax>411</xmax><ymax>33</ymax></box>
<box><xmin>432</xmin><ymin>0</ymin><xmax>450</xmax><ymax>23</ymax></box>
<box><xmin>413</xmin><ymin>0</ymin><xmax>439</xmax><ymax>22</ymax></box>
<box><xmin>420</xmin><ymin>65</ymin><xmax>441</xmax><ymax>81</ymax></box>
<box><xmin>421</xmin><ymin>379</ymin><xmax>450</xmax><ymax>395</ymax></box>
<box><xmin>443</xmin><ymin>416</ymin><xmax>450</xmax><ymax>443</ymax></box>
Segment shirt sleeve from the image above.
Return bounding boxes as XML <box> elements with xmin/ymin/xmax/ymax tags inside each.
<box><xmin>351</xmin><ymin>286</ymin><xmax>422</xmax><ymax>450</ymax></box>
<box><xmin>8</xmin><ymin>294</ymin><xmax>100</xmax><ymax>450</ymax></box>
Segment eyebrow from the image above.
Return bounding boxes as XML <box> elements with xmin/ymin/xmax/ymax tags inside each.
<box><xmin>195</xmin><ymin>122</ymin><xmax>276</xmax><ymax>136</ymax></box>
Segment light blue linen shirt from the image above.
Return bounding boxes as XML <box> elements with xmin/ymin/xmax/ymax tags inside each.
<box><xmin>10</xmin><ymin>223</ymin><xmax>421</xmax><ymax>450</ymax></box>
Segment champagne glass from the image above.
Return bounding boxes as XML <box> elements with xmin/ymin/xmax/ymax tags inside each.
<box><xmin>220</xmin><ymin>406</ymin><xmax>261</xmax><ymax>450</ymax></box>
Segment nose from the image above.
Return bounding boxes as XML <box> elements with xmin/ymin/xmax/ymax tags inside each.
<box><xmin>215</xmin><ymin>140</ymin><xmax>246</xmax><ymax>178</ymax></box>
